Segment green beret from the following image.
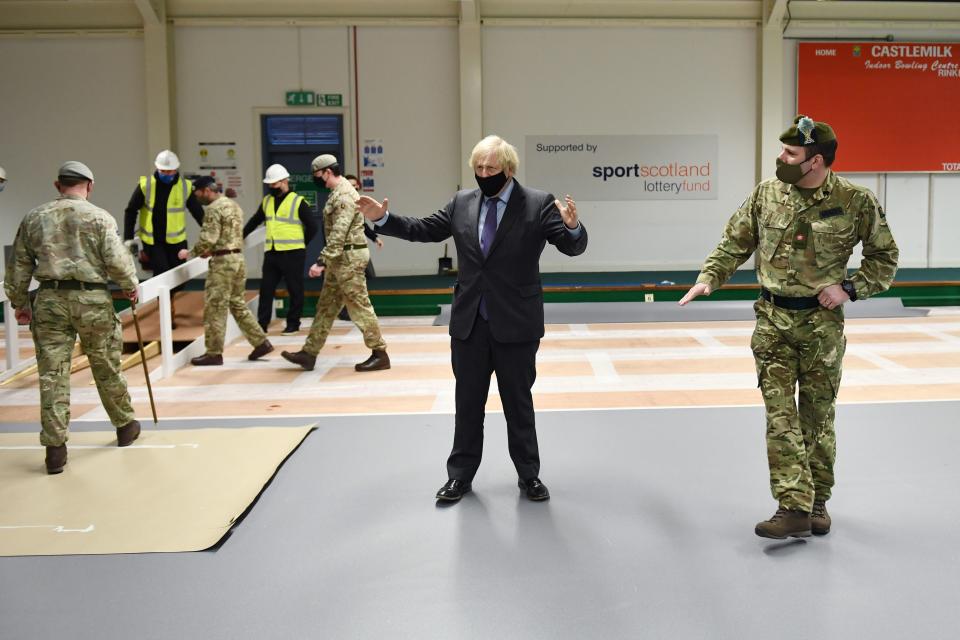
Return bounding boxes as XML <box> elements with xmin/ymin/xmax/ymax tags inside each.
<box><xmin>779</xmin><ymin>115</ymin><xmax>836</xmax><ymax>146</ymax></box>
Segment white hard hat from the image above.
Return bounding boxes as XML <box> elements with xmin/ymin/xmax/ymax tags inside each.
<box><xmin>263</xmin><ymin>164</ymin><xmax>290</xmax><ymax>184</ymax></box>
<box><xmin>0</xmin><ymin>166</ymin><xmax>6</xmax><ymax>181</ymax></box>
<box><xmin>154</xmin><ymin>149</ymin><xmax>181</xmax><ymax>171</ymax></box>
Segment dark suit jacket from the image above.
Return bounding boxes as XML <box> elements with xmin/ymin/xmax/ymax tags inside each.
<box><xmin>378</xmin><ymin>181</ymin><xmax>588</xmax><ymax>342</ymax></box>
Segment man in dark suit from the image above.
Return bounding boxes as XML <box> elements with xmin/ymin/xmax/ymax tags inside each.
<box><xmin>358</xmin><ymin>135</ymin><xmax>587</xmax><ymax>503</ymax></box>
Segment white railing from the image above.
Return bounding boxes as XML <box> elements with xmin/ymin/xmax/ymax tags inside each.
<box><xmin>1</xmin><ymin>225</ymin><xmax>267</xmax><ymax>382</ymax></box>
<box><xmin>0</xmin><ymin>279</ymin><xmax>38</xmax><ymax>376</ymax></box>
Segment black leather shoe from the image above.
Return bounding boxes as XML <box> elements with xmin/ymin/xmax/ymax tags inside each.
<box><xmin>117</xmin><ymin>420</ymin><xmax>141</xmax><ymax>447</ymax></box>
<box><xmin>355</xmin><ymin>349</ymin><xmax>390</xmax><ymax>372</ymax></box>
<box><xmin>281</xmin><ymin>349</ymin><xmax>316</xmax><ymax>371</ymax></box>
<box><xmin>436</xmin><ymin>479</ymin><xmax>471</xmax><ymax>502</ymax></box>
<box><xmin>190</xmin><ymin>353</ymin><xmax>223</xmax><ymax>366</ymax></box>
<box><xmin>518</xmin><ymin>477</ymin><xmax>550</xmax><ymax>501</ymax></box>
<box><xmin>45</xmin><ymin>444</ymin><xmax>67</xmax><ymax>474</ymax></box>
<box><xmin>248</xmin><ymin>339</ymin><xmax>274</xmax><ymax>360</ymax></box>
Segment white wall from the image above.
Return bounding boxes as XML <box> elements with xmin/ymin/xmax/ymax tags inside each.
<box><xmin>354</xmin><ymin>26</ymin><xmax>461</xmax><ymax>275</ymax></box>
<box><xmin>2</xmin><ymin>25</ymin><xmax>958</xmax><ymax>279</ymax></box>
<box><xmin>173</xmin><ymin>26</ymin><xmax>352</xmax><ymax>275</ymax></box>
<box><xmin>0</xmin><ymin>36</ymin><xmax>147</xmax><ymax>257</ymax></box>
<box><xmin>483</xmin><ymin>26</ymin><xmax>758</xmax><ymax>272</ymax></box>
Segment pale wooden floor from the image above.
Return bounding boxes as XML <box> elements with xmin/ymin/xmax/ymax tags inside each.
<box><xmin>3</xmin><ymin>308</ymin><xmax>960</xmax><ymax>424</ymax></box>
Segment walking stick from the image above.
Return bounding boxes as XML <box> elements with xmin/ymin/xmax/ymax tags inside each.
<box><xmin>130</xmin><ymin>298</ymin><xmax>158</xmax><ymax>423</ymax></box>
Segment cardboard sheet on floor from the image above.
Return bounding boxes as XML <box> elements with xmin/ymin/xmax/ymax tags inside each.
<box><xmin>0</xmin><ymin>425</ymin><xmax>313</xmax><ymax>556</ymax></box>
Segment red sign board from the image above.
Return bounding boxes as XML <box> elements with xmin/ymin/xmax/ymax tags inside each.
<box><xmin>798</xmin><ymin>42</ymin><xmax>960</xmax><ymax>173</ymax></box>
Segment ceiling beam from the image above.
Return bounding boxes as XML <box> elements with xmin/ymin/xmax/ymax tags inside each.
<box><xmin>764</xmin><ymin>0</ymin><xmax>788</xmax><ymax>28</ymax></box>
<box><xmin>134</xmin><ymin>0</ymin><xmax>166</xmax><ymax>25</ymax></box>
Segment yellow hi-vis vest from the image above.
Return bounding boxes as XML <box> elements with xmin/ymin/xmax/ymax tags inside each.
<box><xmin>263</xmin><ymin>191</ymin><xmax>306</xmax><ymax>251</ymax></box>
<box><xmin>137</xmin><ymin>175</ymin><xmax>192</xmax><ymax>245</ymax></box>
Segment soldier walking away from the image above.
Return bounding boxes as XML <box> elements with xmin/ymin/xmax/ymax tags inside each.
<box><xmin>281</xmin><ymin>154</ymin><xmax>390</xmax><ymax>373</ymax></box>
<box><xmin>242</xmin><ymin>164</ymin><xmax>319</xmax><ymax>335</ymax></box>
<box><xmin>5</xmin><ymin>162</ymin><xmax>143</xmax><ymax>474</ymax></box>
<box><xmin>123</xmin><ymin>150</ymin><xmax>205</xmax><ymax>326</ymax></box>
<box><xmin>179</xmin><ymin>176</ymin><xmax>274</xmax><ymax>366</ymax></box>
<box><xmin>679</xmin><ymin>116</ymin><xmax>899</xmax><ymax>539</ymax></box>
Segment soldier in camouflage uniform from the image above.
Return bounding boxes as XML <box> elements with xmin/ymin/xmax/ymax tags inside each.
<box><xmin>178</xmin><ymin>177</ymin><xmax>273</xmax><ymax>366</ymax></box>
<box><xmin>4</xmin><ymin>161</ymin><xmax>143</xmax><ymax>474</ymax></box>
<box><xmin>281</xmin><ymin>154</ymin><xmax>390</xmax><ymax>372</ymax></box>
<box><xmin>680</xmin><ymin>116</ymin><xmax>899</xmax><ymax>539</ymax></box>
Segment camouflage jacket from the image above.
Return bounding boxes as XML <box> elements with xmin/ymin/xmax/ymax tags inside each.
<box><xmin>696</xmin><ymin>171</ymin><xmax>899</xmax><ymax>299</ymax></box>
<box><xmin>319</xmin><ymin>178</ymin><xmax>366</xmax><ymax>266</ymax></box>
<box><xmin>191</xmin><ymin>196</ymin><xmax>245</xmax><ymax>257</ymax></box>
<box><xmin>4</xmin><ymin>194</ymin><xmax>138</xmax><ymax>309</ymax></box>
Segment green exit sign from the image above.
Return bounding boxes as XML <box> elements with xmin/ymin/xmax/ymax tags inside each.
<box><xmin>318</xmin><ymin>93</ymin><xmax>343</xmax><ymax>107</ymax></box>
<box><xmin>285</xmin><ymin>91</ymin><xmax>315</xmax><ymax>106</ymax></box>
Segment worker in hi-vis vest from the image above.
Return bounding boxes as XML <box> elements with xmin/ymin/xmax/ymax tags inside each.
<box><xmin>123</xmin><ymin>149</ymin><xmax>205</xmax><ymax>325</ymax></box>
<box><xmin>242</xmin><ymin>163</ymin><xmax>319</xmax><ymax>335</ymax></box>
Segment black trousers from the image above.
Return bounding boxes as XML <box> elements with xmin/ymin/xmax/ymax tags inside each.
<box><xmin>448</xmin><ymin>315</ymin><xmax>541</xmax><ymax>482</ymax></box>
<box><xmin>143</xmin><ymin>242</ymin><xmax>188</xmax><ymax>295</ymax></box>
<box><xmin>257</xmin><ymin>249</ymin><xmax>305</xmax><ymax>330</ymax></box>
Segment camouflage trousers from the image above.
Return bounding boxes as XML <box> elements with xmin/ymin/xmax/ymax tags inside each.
<box><xmin>751</xmin><ymin>299</ymin><xmax>845</xmax><ymax>512</ymax></box>
<box><xmin>304</xmin><ymin>249</ymin><xmax>386</xmax><ymax>355</ymax></box>
<box><xmin>204</xmin><ymin>255</ymin><xmax>267</xmax><ymax>355</ymax></box>
<box><xmin>31</xmin><ymin>288</ymin><xmax>136</xmax><ymax>447</ymax></box>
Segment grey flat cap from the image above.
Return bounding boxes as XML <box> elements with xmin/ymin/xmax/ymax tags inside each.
<box><xmin>58</xmin><ymin>161</ymin><xmax>95</xmax><ymax>182</ymax></box>
<box><xmin>311</xmin><ymin>154</ymin><xmax>338</xmax><ymax>171</ymax></box>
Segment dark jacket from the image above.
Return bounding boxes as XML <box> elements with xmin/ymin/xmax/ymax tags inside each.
<box><xmin>378</xmin><ymin>180</ymin><xmax>587</xmax><ymax>342</ymax></box>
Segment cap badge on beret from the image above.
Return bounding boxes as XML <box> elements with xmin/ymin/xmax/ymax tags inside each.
<box><xmin>797</xmin><ymin>116</ymin><xmax>816</xmax><ymax>145</ymax></box>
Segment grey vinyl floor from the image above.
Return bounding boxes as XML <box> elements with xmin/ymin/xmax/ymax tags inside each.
<box><xmin>1</xmin><ymin>401</ymin><xmax>958</xmax><ymax>640</ymax></box>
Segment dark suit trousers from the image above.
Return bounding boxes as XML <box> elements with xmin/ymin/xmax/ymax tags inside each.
<box><xmin>257</xmin><ymin>249</ymin><xmax>305</xmax><ymax>330</ymax></box>
<box><xmin>448</xmin><ymin>315</ymin><xmax>541</xmax><ymax>482</ymax></box>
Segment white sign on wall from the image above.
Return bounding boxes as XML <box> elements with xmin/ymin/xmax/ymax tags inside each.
<box><xmin>525</xmin><ymin>135</ymin><xmax>718</xmax><ymax>201</ymax></box>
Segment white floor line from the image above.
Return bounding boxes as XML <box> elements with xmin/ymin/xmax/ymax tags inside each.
<box><xmin>0</xmin><ymin>524</ymin><xmax>95</xmax><ymax>533</ymax></box>
<box><xmin>853</xmin><ymin>349</ymin><xmax>912</xmax><ymax>372</ymax></box>
<box><xmin>688</xmin><ymin>329</ymin><xmax>727</xmax><ymax>349</ymax></box>
<box><xmin>586</xmin><ymin>351</ymin><xmax>621</xmax><ymax>383</ymax></box>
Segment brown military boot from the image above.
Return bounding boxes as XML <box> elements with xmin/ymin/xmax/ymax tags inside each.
<box><xmin>811</xmin><ymin>499</ymin><xmax>831</xmax><ymax>535</ymax></box>
<box><xmin>248</xmin><ymin>339</ymin><xmax>274</xmax><ymax>361</ymax></box>
<box><xmin>755</xmin><ymin>507</ymin><xmax>812</xmax><ymax>539</ymax></box>
<box><xmin>355</xmin><ymin>349</ymin><xmax>391</xmax><ymax>372</ymax></box>
<box><xmin>117</xmin><ymin>419</ymin><xmax>141</xmax><ymax>447</ymax></box>
<box><xmin>190</xmin><ymin>353</ymin><xmax>223</xmax><ymax>366</ymax></box>
<box><xmin>45</xmin><ymin>444</ymin><xmax>67</xmax><ymax>474</ymax></box>
<box><xmin>281</xmin><ymin>350</ymin><xmax>316</xmax><ymax>371</ymax></box>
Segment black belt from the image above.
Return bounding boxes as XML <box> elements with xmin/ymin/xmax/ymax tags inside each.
<box><xmin>210</xmin><ymin>249</ymin><xmax>242</xmax><ymax>256</ymax></box>
<box><xmin>344</xmin><ymin>243</ymin><xmax>367</xmax><ymax>251</ymax></box>
<box><xmin>761</xmin><ymin>288</ymin><xmax>821</xmax><ymax>310</ymax></box>
<box><xmin>38</xmin><ymin>280</ymin><xmax>108</xmax><ymax>291</ymax></box>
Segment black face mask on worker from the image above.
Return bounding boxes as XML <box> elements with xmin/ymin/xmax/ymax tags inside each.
<box><xmin>475</xmin><ymin>171</ymin><xmax>508</xmax><ymax>198</ymax></box>
<box><xmin>270</xmin><ymin>187</ymin><xmax>283</xmax><ymax>198</ymax></box>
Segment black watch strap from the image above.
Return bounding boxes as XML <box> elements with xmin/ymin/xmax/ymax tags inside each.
<box><xmin>841</xmin><ymin>279</ymin><xmax>858</xmax><ymax>302</ymax></box>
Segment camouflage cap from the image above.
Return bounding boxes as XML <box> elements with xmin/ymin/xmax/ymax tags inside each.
<box><xmin>780</xmin><ymin>115</ymin><xmax>836</xmax><ymax>146</ymax></box>
<box><xmin>311</xmin><ymin>154</ymin><xmax>338</xmax><ymax>171</ymax></box>
<box><xmin>58</xmin><ymin>161</ymin><xmax>95</xmax><ymax>182</ymax></box>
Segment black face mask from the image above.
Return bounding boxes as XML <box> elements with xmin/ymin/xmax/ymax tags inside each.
<box><xmin>270</xmin><ymin>187</ymin><xmax>283</xmax><ymax>198</ymax></box>
<box><xmin>313</xmin><ymin>176</ymin><xmax>326</xmax><ymax>188</ymax></box>
<box><xmin>475</xmin><ymin>171</ymin><xmax>508</xmax><ymax>198</ymax></box>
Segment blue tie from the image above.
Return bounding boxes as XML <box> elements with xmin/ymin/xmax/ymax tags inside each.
<box><xmin>480</xmin><ymin>198</ymin><xmax>499</xmax><ymax>257</ymax></box>
<box><xmin>478</xmin><ymin>198</ymin><xmax>499</xmax><ymax>319</ymax></box>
